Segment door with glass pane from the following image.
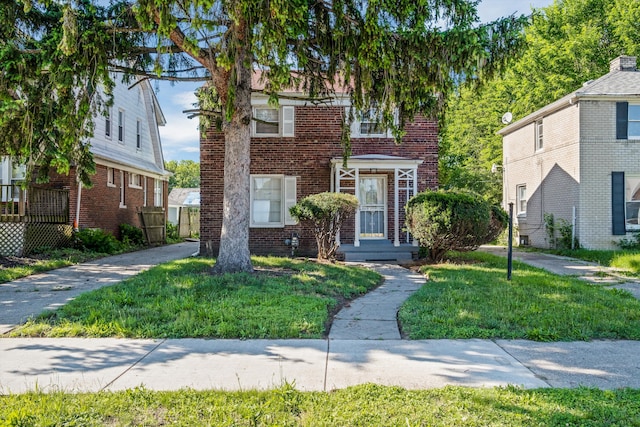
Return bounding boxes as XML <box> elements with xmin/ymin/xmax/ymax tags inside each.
<box><xmin>358</xmin><ymin>176</ymin><xmax>387</xmax><ymax>239</ymax></box>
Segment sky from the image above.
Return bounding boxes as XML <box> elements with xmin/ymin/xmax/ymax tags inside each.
<box><xmin>156</xmin><ymin>0</ymin><xmax>555</xmax><ymax>162</ymax></box>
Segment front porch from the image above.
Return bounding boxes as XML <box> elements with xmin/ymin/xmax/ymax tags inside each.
<box><xmin>330</xmin><ymin>154</ymin><xmax>423</xmax><ymax>257</ymax></box>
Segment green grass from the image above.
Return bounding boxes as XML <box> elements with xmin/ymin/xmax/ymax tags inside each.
<box><xmin>0</xmin><ymin>248</ymin><xmax>108</xmax><ymax>284</ymax></box>
<box><xmin>543</xmin><ymin>248</ymin><xmax>640</xmax><ymax>275</ymax></box>
<box><xmin>399</xmin><ymin>251</ymin><xmax>640</xmax><ymax>341</ymax></box>
<box><xmin>1</xmin><ymin>384</ymin><xmax>639</xmax><ymax>426</ymax></box>
<box><xmin>7</xmin><ymin>256</ymin><xmax>381</xmax><ymax>339</ymax></box>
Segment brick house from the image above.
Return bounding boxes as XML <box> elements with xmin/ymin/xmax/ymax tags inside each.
<box><xmin>201</xmin><ymin>87</ymin><xmax>438</xmax><ymax>261</ymax></box>
<box><xmin>499</xmin><ymin>55</ymin><xmax>640</xmax><ymax>249</ymax></box>
<box><xmin>1</xmin><ymin>76</ymin><xmax>170</xmax><ymax>254</ymax></box>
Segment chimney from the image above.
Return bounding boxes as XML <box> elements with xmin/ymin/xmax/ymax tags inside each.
<box><xmin>610</xmin><ymin>56</ymin><xmax>637</xmax><ymax>72</ymax></box>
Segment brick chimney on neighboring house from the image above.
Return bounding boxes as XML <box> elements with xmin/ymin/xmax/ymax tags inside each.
<box><xmin>610</xmin><ymin>55</ymin><xmax>637</xmax><ymax>72</ymax></box>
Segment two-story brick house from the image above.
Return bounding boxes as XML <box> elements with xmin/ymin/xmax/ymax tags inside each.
<box><xmin>499</xmin><ymin>56</ymin><xmax>640</xmax><ymax>249</ymax></box>
<box><xmin>201</xmin><ymin>86</ymin><xmax>438</xmax><ymax>260</ymax></box>
<box><xmin>1</xmin><ymin>75</ymin><xmax>169</xmax><ymax>252</ymax></box>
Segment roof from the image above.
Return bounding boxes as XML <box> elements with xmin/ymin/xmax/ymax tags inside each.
<box><xmin>499</xmin><ymin>56</ymin><xmax>640</xmax><ymax>135</ymax></box>
<box><xmin>168</xmin><ymin>188</ymin><xmax>200</xmax><ymax>207</ymax></box>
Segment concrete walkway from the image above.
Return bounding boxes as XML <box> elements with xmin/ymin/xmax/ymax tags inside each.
<box><xmin>1</xmin><ymin>244</ymin><xmax>640</xmax><ymax>393</ymax></box>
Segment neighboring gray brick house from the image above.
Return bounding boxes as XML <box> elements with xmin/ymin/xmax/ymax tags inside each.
<box><xmin>499</xmin><ymin>55</ymin><xmax>640</xmax><ymax>249</ymax></box>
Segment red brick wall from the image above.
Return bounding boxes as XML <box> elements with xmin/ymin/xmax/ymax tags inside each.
<box><xmin>44</xmin><ymin>165</ymin><xmax>167</xmax><ymax>238</ymax></box>
<box><xmin>200</xmin><ymin>105</ymin><xmax>438</xmax><ymax>256</ymax></box>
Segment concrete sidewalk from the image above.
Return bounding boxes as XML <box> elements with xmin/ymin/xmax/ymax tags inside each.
<box><xmin>1</xmin><ymin>244</ymin><xmax>640</xmax><ymax>394</ymax></box>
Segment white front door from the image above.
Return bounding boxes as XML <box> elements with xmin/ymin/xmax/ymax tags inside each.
<box><xmin>358</xmin><ymin>175</ymin><xmax>387</xmax><ymax>239</ymax></box>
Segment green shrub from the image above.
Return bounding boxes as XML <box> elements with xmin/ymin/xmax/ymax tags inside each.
<box><xmin>617</xmin><ymin>232</ymin><xmax>640</xmax><ymax>250</ymax></box>
<box><xmin>119</xmin><ymin>223</ymin><xmax>145</xmax><ymax>246</ymax></box>
<box><xmin>166</xmin><ymin>222</ymin><xmax>180</xmax><ymax>242</ymax></box>
<box><xmin>74</xmin><ymin>228</ymin><xmax>122</xmax><ymax>254</ymax></box>
<box><xmin>290</xmin><ymin>192</ymin><xmax>359</xmax><ymax>260</ymax></box>
<box><xmin>406</xmin><ymin>190</ymin><xmax>507</xmax><ymax>262</ymax></box>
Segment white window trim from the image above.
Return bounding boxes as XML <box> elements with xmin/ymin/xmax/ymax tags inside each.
<box><xmin>154</xmin><ymin>179</ymin><xmax>163</xmax><ymax>207</ymax></box>
<box><xmin>128</xmin><ymin>173</ymin><xmax>142</xmax><ymax>189</ymax></box>
<box><xmin>535</xmin><ymin>119</ymin><xmax>544</xmax><ymax>151</ymax></box>
<box><xmin>250</xmin><ymin>174</ymin><xmax>297</xmax><ymax>228</ymax></box>
<box><xmin>629</xmin><ymin>104</ymin><xmax>640</xmax><ymax>140</ymax></box>
<box><xmin>118</xmin><ymin>109</ymin><xmax>125</xmax><ymax>144</ymax></box>
<box><xmin>119</xmin><ymin>170</ymin><xmax>126</xmax><ymax>208</ymax></box>
<box><xmin>516</xmin><ymin>184</ymin><xmax>527</xmax><ymax>216</ymax></box>
<box><xmin>252</xmin><ymin>106</ymin><xmax>295</xmax><ymax>137</ymax></box>
<box><xmin>625</xmin><ymin>175</ymin><xmax>640</xmax><ymax>230</ymax></box>
<box><xmin>349</xmin><ymin>107</ymin><xmax>394</xmax><ymax>138</ymax></box>
<box><xmin>105</xmin><ymin>108</ymin><xmax>112</xmax><ymax>139</ymax></box>
<box><xmin>136</xmin><ymin>119</ymin><xmax>142</xmax><ymax>150</ymax></box>
<box><xmin>107</xmin><ymin>167</ymin><xmax>116</xmax><ymax>187</ymax></box>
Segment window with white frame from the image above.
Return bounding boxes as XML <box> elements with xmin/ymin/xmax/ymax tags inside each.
<box><xmin>516</xmin><ymin>184</ymin><xmax>527</xmax><ymax>215</ymax></box>
<box><xmin>136</xmin><ymin>119</ymin><xmax>142</xmax><ymax>149</ymax></box>
<box><xmin>107</xmin><ymin>167</ymin><xmax>116</xmax><ymax>187</ymax></box>
<box><xmin>252</xmin><ymin>106</ymin><xmax>294</xmax><ymax>137</ymax></box>
<box><xmin>359</xmin><ymin>108</ymin><xmax>385</xmax><ymax>136</ymax></box>
<box><xmin>625</xmin><ymin>175</ymin><xmax>640</xmax><ymax>229</ymax></box>
<box><xmin>250</xmin><ymin>175</ymin><xmax>297</xmax><ymax>227</ymax></box>
<box><xmin>154</xmin><ymin>179</ymin><xmax>163</xmax><ymax>207</ymax></box>
<box><xmin>535</xmin><ymin>119</ymin><xmax>543</xmax><ymax>151</ymax></box>
<box><xmin>119</xmin><ymin>170</ymin><xmax>126</xmax><ymax>208</ymax></box>
<box><xmin>105</xmin><ymin>108</ymin><xmax>112</xmax><ymax>138</ymax></box>
<box><xmin>118</xmin><ymin>109</ymin><xmax>125</xmax><ymax>143</ymax></box>
<box><xmin>617</xmin><ymin>102</ymin><xmax>640</xmax><ymax>140</ymax></box>
<box><xmin>129</xmin><ymin>173</ymin><xmax>142</xmax><ymax>188</ymax></box>
<box><xmin>143</xmin><ymin>177</ymin><xmax>148</xmax><ymax>207</ymax></box>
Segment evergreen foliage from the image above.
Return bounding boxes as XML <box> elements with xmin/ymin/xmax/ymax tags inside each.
<box><xmin>290</xmin><ymin>192</ymin><xmax>359</xmax><ymax>261</ymax></box>
<box><xmin>406</xmin><ymin>190</ymin><xmax>507</xmax><ymax>262</ymax></box>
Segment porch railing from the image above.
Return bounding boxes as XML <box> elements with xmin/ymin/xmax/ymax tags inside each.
<box><xmin>0</xmin><ymin>185</ymin><xmax>70</xmax><ymax>223</ymax></box>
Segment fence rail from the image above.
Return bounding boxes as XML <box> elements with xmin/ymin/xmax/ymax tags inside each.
<box><xmin>0</xmin><ymin>185</ymin><xmax>69</xmax><ymax>223</ymax></box>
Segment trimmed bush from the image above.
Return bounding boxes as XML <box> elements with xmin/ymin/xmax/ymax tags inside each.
<box><xmin>406</xmin><ymin>190</ymin><xmax>507</xmax><ymax>262</ymax></box>
<box><xmin>290</xmin><ymin>192</ymin><xmax>358</xmax><ymax>261</ymax></box>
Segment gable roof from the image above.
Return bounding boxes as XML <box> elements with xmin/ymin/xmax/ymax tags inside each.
<box><xmin>499</xmin><ymin>56</ymin><xmax>640</xmax><ymax>135</ymax></box>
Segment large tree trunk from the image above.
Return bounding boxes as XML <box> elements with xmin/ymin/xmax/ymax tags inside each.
<box><xmin>211</xmin><ymin>53</ymin><xmax>253</xmax><ymax>273</ymax></box>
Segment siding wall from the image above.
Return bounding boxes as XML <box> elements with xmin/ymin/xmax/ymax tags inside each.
<box><xmin>201</xmin><ymin>105</ymin><xmax>438</xmax><ymax>257</ymax></box>
<box><xmin>503</xmin><ymin>102</ymin><xmax>581</xmax><ymax>248</ymax></box>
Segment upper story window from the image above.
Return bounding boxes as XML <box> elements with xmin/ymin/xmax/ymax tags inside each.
<box><xmin>359</xmin><ymin>108</ymin><xmax>385</xmax><ymax>136</ymax></box>
<box><xmin>252</xmin><ymin>106</ymin><xmax>295</xmax><ymax>137</ymax></box>
<box><xmin>250</xmin><ymin>175</ymin><xmax>297</xmax><ymax>228</ymax></box>
<box><xmin>118</xmin><ymin>109</ymin><xmax>125</xmax><ymax>143</ymax></box>
<box><xmin>105</xmin><ymin>108</ymin><xmax>112</xmax><ymax>139</ymax></box>
<box><xmin>136</xmin><ymin>119</ymin><xmax>142</xmax><ymax>149</ymax></box>
<box><xmin>616</xmin><ymin>102</ymin><xmax>640</xmax><ymax>140</ymax></box>
<box><xmin>516</xmin><ymin>184</ymin><xmax>527</xmax><ymax>216</ymax></box>
<box><xmin>535</xmin><ymin>119</ymin><xmax>544</xmax><ymax>151</ymax></box>
<box><xmin>350</xmin><ymin>107</ymin><xmax>394</xmax><ymax>138</ymax></box>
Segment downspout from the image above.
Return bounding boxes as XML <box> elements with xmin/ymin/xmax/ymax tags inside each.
<box><xmin>74</xmin><ymin>180</ymin><xmax>82</xmax><ymax>231</ymax></box>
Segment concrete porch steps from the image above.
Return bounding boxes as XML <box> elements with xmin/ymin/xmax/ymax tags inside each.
<box><xmin>338</xmin><ymin>241</ymin><xmax>417</xmax><ymax>262</ymax></box>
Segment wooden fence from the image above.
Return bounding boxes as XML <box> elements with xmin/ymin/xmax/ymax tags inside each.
<box><xmin>0</xmin><ymin>185</ymin><xmax>69</xmax><ymax>223</ymax></box>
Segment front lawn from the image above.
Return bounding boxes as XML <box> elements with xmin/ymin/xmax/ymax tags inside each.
<box><xmin>550</xmin><ymin>248</ymin><xmax>640</xmax><ymax>275</ymax></box>
<box><xmin>7</xmin><ymin>256</ymin><xmax>381</xmax><ymax>339</ymax></box>
<box><xmin>399</xmin><ymin>251</ymin><xmax>640</xmax><ymax>341</ymax></box>
<box><xmin>1</xmin><ymin>384</ymin><xmax>639</xmax><ymax>426</ymax></box>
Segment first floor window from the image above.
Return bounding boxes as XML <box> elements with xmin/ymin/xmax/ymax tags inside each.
<box><xmin>625</xmin><ymin>175</ymin><xmax>640</xmax><ymax>229</ymax></box>
<box><xmin>129</xmin><ymin>173</ymin><xmax>142</xmax><ymax>188</ymax></box>
<box><xmin>516</xmin><ymin>184</ymin><xmax>527</xmax><ymax>215</ymax></box>
<box><xmin>119</xmin><ymin>170</ymin><xmax>126</xmax><ymax>208</ymax></box>
<box><xmin>107</xmin><ymin>168</ymin><xmax>115</xmax><ymax>186</ymax></box>
<box><xmin>154</xmin><ymin>179</ymin><xmax>163</xmax><ymax>207</ymax></box>
<box><xmin>250</xmin><ymin>175</ymin><xmax>297</xmax><ymax>227</ymax></box>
